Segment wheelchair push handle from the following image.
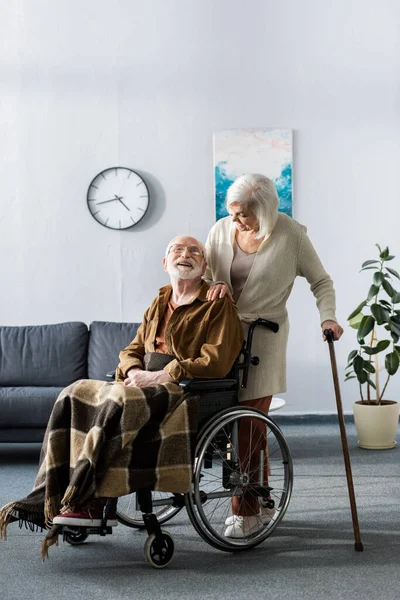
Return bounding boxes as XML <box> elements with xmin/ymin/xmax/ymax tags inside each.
<box><xmin>241</xmin><ymin>318</ymin><xmax>279</xmax><ymax>389</ymax></box>
<box><xmin>253</xmin><ymin>318</ymin><xmax>279</xmax><ymax>334</ymax></box>
<box><xmin>246</xmin><ymin>318</ymin><xmax>279</xmax><ymax>352</ymax></box>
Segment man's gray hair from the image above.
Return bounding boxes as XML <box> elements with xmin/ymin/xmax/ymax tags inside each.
<box><xmin>226</xmin><ymin>174</ymin><xmax>279</xmax><ymax>239</ymax></box>
<box><xmin>165</xmin><ymin>235</ymin><xmax>206</xmax><ymax>258</ymax></box>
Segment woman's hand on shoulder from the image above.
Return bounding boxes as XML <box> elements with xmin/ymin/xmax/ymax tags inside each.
<box><xmin>206</xmin><ymin>283</ymin><xmax>233</xmax><ymax>302</ymax></box>
<box><xmin>322</xmin><ymin>320</ymin><xmax>344</xmax><ymax>341</ymax></box>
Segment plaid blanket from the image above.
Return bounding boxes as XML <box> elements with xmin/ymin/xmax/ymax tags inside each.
<box><xmin>0</xmin><ymin>379</ymin><xmax>198</xmax><ymax>558</ymax></box>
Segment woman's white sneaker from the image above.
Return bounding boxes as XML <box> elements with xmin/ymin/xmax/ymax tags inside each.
<box><xmin>224</xmin><ymin>506</ymin><xmax>276</xmax><ymax>526</ymax></box>
<box><xmin>224</xmin><ymin>515</ymin><xmax>264</xmax><ymax>538</ymax></box>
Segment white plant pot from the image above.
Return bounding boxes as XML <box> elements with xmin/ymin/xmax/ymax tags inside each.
<box><xmin>353</xmin><ymin>400</ymin><xmax>399</xmax><ymax>450</ymax></box>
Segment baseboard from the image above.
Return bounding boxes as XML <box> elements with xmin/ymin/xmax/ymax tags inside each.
<box><xmin>272</xmin><ymin>413</ymin><xmax>355</xmax><ymax>424</ymax></box>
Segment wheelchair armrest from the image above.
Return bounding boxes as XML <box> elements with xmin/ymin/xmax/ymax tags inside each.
<box><xmin>106</xmin><ymin>371</ymin><xmax>116</xmax><ymax>380</ymax></box>
<box><xmin>179</xmin><ymin>378</ymin><xmax>237</xmax><ymax>392</ymax></box>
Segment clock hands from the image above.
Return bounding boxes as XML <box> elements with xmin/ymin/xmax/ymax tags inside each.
<box><xmin>96</xmin><ymin>195</ymin><xmax>130</xmax><ymax>211</ymax></box>
<box><xmin>96</xmin><ymin>196</ymin><xmax>122</xmax><ymax>205</ymax></box>
<box><xmin>118</xmin><ymin>198</ymin><xmax>130</xmax><ymax>211</ymax></box>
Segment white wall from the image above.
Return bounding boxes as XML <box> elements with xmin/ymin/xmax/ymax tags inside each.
<box><xmin>1</xmin><ymin>0</ymin><xmax>400</xmax><ymax>413</ymax></box>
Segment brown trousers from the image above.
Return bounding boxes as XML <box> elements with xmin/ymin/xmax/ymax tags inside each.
<box><xmin>231</xmin><ymin>396</ymin><xmax>272</xmax><ymax>517</ymax></box>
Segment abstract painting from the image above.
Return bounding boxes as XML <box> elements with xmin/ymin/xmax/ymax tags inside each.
<box><xmin>213</xmin><ymin>128</ymin><xmax>293</xmax><ymax>220</ymax></box>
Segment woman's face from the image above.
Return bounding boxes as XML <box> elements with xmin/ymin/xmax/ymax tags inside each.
<box><xmin>228</xmin><ymin>202</ymin><xmax>259</xmax><ymax>233</ymax></box>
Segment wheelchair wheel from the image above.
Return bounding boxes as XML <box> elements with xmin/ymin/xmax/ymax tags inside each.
<box><xmin>64</xmin><ymin>529</ymin><xmax>89</xmax><ymax>545</ymax></box>
<box><xmin>117</xmin><ymin>492</ymin><xmax>183</xmax><ymax>528</ymax></box>
<box><xmin>144</xmin><ymin>531</ymin><xmax>175</xmax><ymax>569</ymax></box>
<box><xmin>185</xmin><ymin>407</ymin><xmax>293</xmax><ymax>552</ymax></box>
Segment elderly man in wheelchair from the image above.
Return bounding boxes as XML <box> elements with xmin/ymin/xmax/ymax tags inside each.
<box><xmin>0</xmin><ymin>235</ymin><xmax>293</xmax><ymax>568</ymax></box>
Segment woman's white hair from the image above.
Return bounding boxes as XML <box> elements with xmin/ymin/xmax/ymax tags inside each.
<box><xmin>226</xmin><ymin>174</ymin><xmax>279</xmax><ymax>239</ymax></box>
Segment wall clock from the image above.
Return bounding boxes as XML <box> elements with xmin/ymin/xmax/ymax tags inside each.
<box><xmin>87</xmin><ymin>167</ymin><xmax>150</xmax><ymax>230</ymax></box>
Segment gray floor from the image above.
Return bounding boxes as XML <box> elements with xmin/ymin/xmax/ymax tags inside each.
<box><xmin>1</xmin><ymin>422</ymin><xmax>399</xmax><ymax>600</ymax></box>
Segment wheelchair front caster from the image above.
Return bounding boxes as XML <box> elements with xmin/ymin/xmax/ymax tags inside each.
<box><xmin>64</xmin><ymin>530</ymin><xmax>89</xmax><ymax>545</ymax></box>
<box><xmin>144</xmin><ymin>531</ymin><xmax>174</xmax><ymax>568</ymax></box>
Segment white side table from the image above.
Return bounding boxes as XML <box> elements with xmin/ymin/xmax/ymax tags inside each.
<box><xmin>269</xmin><ymin>397</ymin><xmax>286</xmax><ymax>412</ymax></box>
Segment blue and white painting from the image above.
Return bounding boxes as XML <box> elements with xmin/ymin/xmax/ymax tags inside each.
<box><xmin>214</xmin><ymin>128</ymin><xmax>293</xmax><ymax>220</ymax></box>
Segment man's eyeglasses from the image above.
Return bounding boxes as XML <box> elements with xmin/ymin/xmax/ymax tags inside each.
<box><xmin>168</xmin><ymin>244</ymin><xmax>203</xmax><ymax>257</ymax></box>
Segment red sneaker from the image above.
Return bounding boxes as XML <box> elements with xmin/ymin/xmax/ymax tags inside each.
<box><xmin>53</xmin><ymin>499</ymin><xmax>118</xmax><ymax>527</ymax></box>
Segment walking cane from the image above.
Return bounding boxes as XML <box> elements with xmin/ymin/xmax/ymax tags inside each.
<box><xmin>324</xmin><ymin>329</ymin><xmax>364</xmax><ymax>552</ymax></box>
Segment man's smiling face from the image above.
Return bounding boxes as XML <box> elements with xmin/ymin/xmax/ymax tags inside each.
<box><xmin>163</xmin><ymin>236</ymin><xmax>206</xmax><ymax>280</ymax></box>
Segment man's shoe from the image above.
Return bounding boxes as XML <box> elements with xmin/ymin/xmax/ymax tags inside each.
<box><xmin>53</xmin><ymin>499</ymin><xmax>118</xmax><ymax>527</ymax></box>
<box><xmin>225</xmin><ymin>506</ymin><xmax>276</xmax><ymax>526</ymax></box>
<box><xmin>224</xmin><ymin>515</ymin><xmax>264</xmax><ymax>538</ymax></box>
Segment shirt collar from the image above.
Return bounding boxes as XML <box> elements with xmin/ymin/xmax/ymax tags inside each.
<box><xmin>158</xmin><ymin>280</ymin><xmax>209</xmax><ymax>304</ymax></box>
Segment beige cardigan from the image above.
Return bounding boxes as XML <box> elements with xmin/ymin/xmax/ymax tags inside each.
<box><xmin>204</xmin><ymin>213</ymin><xmax>337</xmax><ymax>400</ymax></box>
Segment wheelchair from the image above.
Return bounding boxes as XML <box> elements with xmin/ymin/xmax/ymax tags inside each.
<box><xmin>62</xmin><ymin>319</ymin><xmax>294</xmax><ymax>568</ymax></box>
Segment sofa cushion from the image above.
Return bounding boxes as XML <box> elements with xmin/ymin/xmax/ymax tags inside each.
<box><xmin>88</xmin><ymin>321</ymin><xmax>140</xmax><ymax>380</ymax></box>
<box><xmin>0</xmin><ymin>386</ymin><xmax>63</xmax><ymax>427</ymax></box>
<box><xmin>0</xmin><ymin>322</ymin><xmax>88</xmax><ymax>386</ymax></box>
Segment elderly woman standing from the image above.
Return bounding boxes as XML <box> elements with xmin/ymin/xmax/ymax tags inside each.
<box><xmin>204</xmin><ymin>173</ymin><xmax>343</xmax><ymax>538</ymax></box>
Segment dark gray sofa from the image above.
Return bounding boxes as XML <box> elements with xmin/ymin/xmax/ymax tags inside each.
<box><xmin>0</xmin><ymin>321</ymin><xmax>140</xmax><ymax>443</ymax></box>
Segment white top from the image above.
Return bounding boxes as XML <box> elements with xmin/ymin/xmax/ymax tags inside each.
<box><xmin>204</xmin><ymin>213</ymin><xmax>337</xmax><ymax>400</ymax></box>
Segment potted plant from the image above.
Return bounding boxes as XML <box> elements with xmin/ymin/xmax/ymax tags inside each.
<box><xmin>345</xmin><ymin>244</ymin><xmax>400</xmax><ymax>449</ymax></box>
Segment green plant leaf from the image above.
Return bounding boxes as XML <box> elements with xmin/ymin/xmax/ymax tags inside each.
<box><xmin>349</xmin><ymin>313</ymin><xmax>364</xmax><ymax>329</ymax></box>
<box><xmin>390</xmin><ymin>318</ymin><xmax>400</xmax><ymax>334</ymax></box>
<box><xmin>367</xmin><ymin>285</ymin><xmax>380</xmax><ymax>301</ymax></box>
<box><xmin>360</xmin><ymin>266</ymin><xmax>380</xmax><ymax>272</ymax></box>
<box><xmin>357</xmin><ymin>370</ymin><xmax>368</xmax><ymax>384</ymax></box>
<box><xmin>347</xmin><ymin>350</ymin><xmax>358</xmax><ymax>363</ymax></box>
<box><xmin>370</xmin><ymin>303</ymin><xmax>390</xmax><ymax>325</ymax></box>
<box><xmin>391</xmin><ymin>292</ymin><xmax>400</xmax><ymax>303</ymax></box>
<box><xmin>386</xmin><ymin>267</ymin><xmax>400</xmax><ymax>280</ymax></box>
<box><xmin>385</xmin><ymin>352</ymin><xmax>399</xmax><ymax>375</ymax></box>
<box><xmin>344</xmin><ymin>376</ymin><xmax>357</xmax><ymax>381</ymax></box>
<box><xmin>380</xmin><ymin>247</ymin><xmax>389</xmax><ymax>260</ymax></box>
<box><xmin>366</xmin><ymin>377</ymin><xmax>376</xmax><ymax>390</ymax></box>
<box><xmin>357</xmin><ymin>316</ymin><xmax>375</xmax><ymax>344</ymax></box>
<box><xmin>363</xmin><ymin>361</ymin><xmax>375</xmax><ymax>374</ymax></box>
<box><xmin>376</xmin><ymin>243</ymin><xmax>382</xmax><ymax>253</ymax></box>
<box><xmin>348</xmin><ymin>301</ymin><xmax>367</xmax><ymax>321</ymax></box>
<box><xmin>384</xmin><ymin>255</ymin><xmax>395</xmax><ymax>261</ymax></box>
<box><xmin>391</xmin><ymin>314</ymin><xmax>400</xmax><ymax>325</ymax></box>
<box><xmin>361</xmin><ymin>340</ymin><xmax>391</xmax><ymax>355</ymax></box>
<box><xmin>373</xmin><ymin>272</ymin><xmax>384</xmax><ymax>286</ymax></box>
<box><xmin>353</xmin><ymin>355</ymin><xmax>365</xmax><ymax>375</ymax></box>
<box><xmin>395</xmin><ymin>345</ymin><xmax>400</xmax><ymax>353</ymax></box>
<box><xmin>379</xmin><ymin>299</ymin><xmax>392</xmax><ymax>308</ymax></box>
<box><xmin>361</xmin><ymin>260</ymin><xmax>380</xmax><ymax>268</ymax></box>
<box><xmin>382</xmin><ymin>278</ymin><xmax>395</xmax><ymax>297</ymax></box>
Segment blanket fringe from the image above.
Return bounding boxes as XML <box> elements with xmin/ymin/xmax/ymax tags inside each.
<box><xmin>41</xmin><ymin>526</ymin><xmax>61</xmax><ymax>561</ymax></box>
<box><xmin>0</xmin><ymin>502</ymin><xmax>13</xmax><ymax>541</ymax></box>
<box><xmin>0</xmin><ymin>501</ymin><xmax>45</xmax><ymax>542</ymax></box>
<box><xmin>60</xmin><ymin>485</ymin><xmax>79</xmax><ymax>510</ymax></box>
<box><xmin>44</xmin><ymin>495</ymin><xmax>62</xmax><ymax>529</ymax></box>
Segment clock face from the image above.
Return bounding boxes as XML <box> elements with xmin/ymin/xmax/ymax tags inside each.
<box><xmin>87</xmin><ymin>167</ymin><xmax>149</xmax><ymax>230</ymax></box>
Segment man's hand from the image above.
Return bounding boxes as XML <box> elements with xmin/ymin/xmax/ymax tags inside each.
<box><xmin>206</xmin><ymin>283</ymin><xmax>233</xmax><ymax>302</ymax></box>
<box><xmin>124</xmin><ymin>369</ymin><xmax>174</xmax><ymax>387</ymax></box>
<box><xmin>322</xmin><ymin>320</ymin><xmax>344</xmax><ymax>341</ymax></box>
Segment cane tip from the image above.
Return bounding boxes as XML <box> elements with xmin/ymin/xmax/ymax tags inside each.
<box><xmin>355</xmin><ymin>542</ymin><xmax>364</xmax><ymax>552</ymax></box>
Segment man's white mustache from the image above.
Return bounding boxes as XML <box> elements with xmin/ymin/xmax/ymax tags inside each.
<box><xmin>172</xmin><ymin>257</ymin><xmax>196</xmax><ymax>268</ymax></box>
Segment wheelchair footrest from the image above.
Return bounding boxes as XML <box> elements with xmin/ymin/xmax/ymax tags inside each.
<box><xmin>62</xmin><ymin>525</ymin><xmax>113</xmax><ymax>537</ymax></box>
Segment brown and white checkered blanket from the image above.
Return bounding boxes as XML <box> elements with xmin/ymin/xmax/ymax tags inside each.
<box><xmin>0</xmin><ymin>379</ymin><xmax>198</xmax><ymax>557</ymax></box>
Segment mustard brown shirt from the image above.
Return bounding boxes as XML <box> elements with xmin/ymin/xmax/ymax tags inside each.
<box><xmin>116</xmin><ymin>281</ymin><xmax>243</xmax><ymax>382</ymax></box>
